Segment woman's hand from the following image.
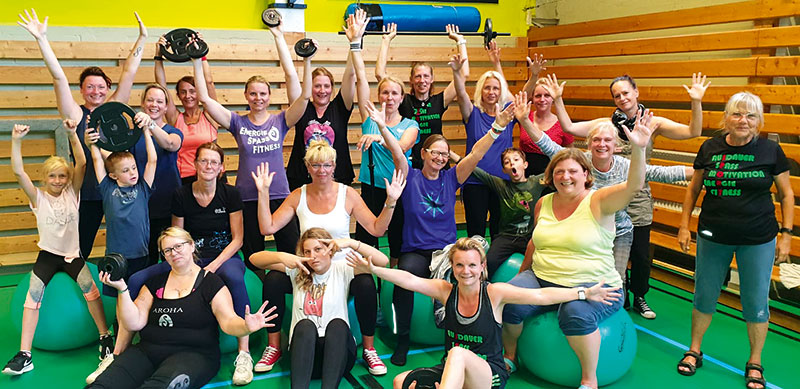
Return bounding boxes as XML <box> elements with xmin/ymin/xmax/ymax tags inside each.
<box><xmin>134</xmin><ymin>111</ymin><xmax>155</xmax><ymax>130</ymax></box>
<box><xmin>156</xmin><ymin>35</ymin><xmax>167</xmax><ymax>54</ymax></box>
<box><xmin>366</xmin><ymin>101</ymin><xmax>387</xmax><ymax>129</ymax></box>
<box><xmin>486</xmin><ymin>40</ymin><xmax>501</xmax><ymax>65</ymax></box>
<box><xmin>134</xmin><ymin>12</ymin><xmax>147</xmax><ymax>39</ymax></box>
<box><xmin>384</xmin><ymin>169</ymin><xmax>407</xmax><ymax>202</ymax></box>
<box><xmin>382</xmin><ymin>22</ymin><xmax>397</xmax><ymax>42</ymax></box>
<box><xmin>244</xmin><ymin>301</ymin><xmax>278</xmax><ymax>333</ymax></box>
<box><xmin>527</xmin><ymin>54</ymin><xmax>547</xmax><ymax>78</ymax></box>
<box><xmin>494</xmin><ymin>101</ymin><xmax>516</xmax><ymax>128</ymax></box>
<box><xmin>98</xmin><ymin>271</ymin><xmax>128</xmax><ymax>291</ymax></box>
<box><xmin>62</xmin><ymin>119</ymin><xmax>78</xmax><ymax>135</ymax></box>
<box><xmin>345</xmin><ymin>8</ymin><xmax>368</xmax><ymax>42</ymax></box>
<box><xmin>512</xmin><ymin>91</ymin><xmax>531</xmax><ymax>121</ymax></box>
<box><xmin>584</xmin><ymin>281</ymin><xmax>622</xmax><ymax>306</ymax></box>
<box><xmin>683</xmin><ymin>72</ymin><xmax>710</xmax><ymax>101</ymax></box>
<box><xmin>621</xmin><ymin>109</ymin><xmax>654</xmax><ymax>149</ymax></box>
<box><xmin>11</xmin><ymin>124</ymin><xmax>30</xmax><ymax>141</ymax></box>
<box><xmin>776</xmin><ymin>233</ymin><xmax>792</xmax><ymax>264</ymax></box>
<box><xmin>677</xmin><ymin>226</ymin><xmax>692</xmax><ymax>253</ymax></box>
<box><xmin>448</xmin><ymin>53</ymin><xmax>466</xmax><ymax>72</ymax></box>
<box><xmin>356</xmin><ymin>134</ymin><xmax>383</xmax><ymax>152</ymax></box>
<box><xmin>446</xmin><ymin>24</ymin><xmax>464</xmax><ymax>43</ymax></box>
<box><xmin>251</xmin><ymin>162</ymin><xmax>276</xmax><ymax>192</ymax></box>
<box><xmin>345</xmin><ymin>250</ymin><xmax>374</xmax><ymax>274</ymax></box>
<box><xmin>541</xmin><ymin>74</ymin><xmax>565</xmax><ymax>100</ymax></box>
<box><xmin>17</xmin><ymin>9</ymin><xmax>47</xmax><ymax>40</ymax></box>
<box><xmin>84</xmin><ymin>126</ymin><xmax>101</xmax><ymax>146</ymax></box>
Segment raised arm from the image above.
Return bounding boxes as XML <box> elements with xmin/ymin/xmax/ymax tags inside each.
<box><xmin>85</xmin><ymin>127</ymin><xmax>107</xmax><ymax>183</ymax></box>
<box><xmin>593</xmin><ymin>110</ymin><xmax>653</xmax><ymax>217</ymax></box>
<box><xmin>18</xmin><ymin>9</ymin><xmax>82</xmax><ymax>121</ymax></box>
<box><xmin>493</xmin><ymin>280</ymin><xmax>619</xmax><ymax>307</ymax></box>
<box><xmin>455</xmin><ymin>97</ymin><xmax>516</xmax><ymax>183</ymax></box>
<box><xmin>192</xmin><ymin>58</ymin><xmax>232</xmax><ymax>128</ymax></box>
<box><xmin>340</xmin><ymin>49</ymin><xmax>357</xmax><ymax>109</ymax></box>
<box><xmin>154</xmin><ymin>36</ymin><xmax>179</xmax><ymax>125</ymax></box>
<box><xmin>108</xmin><ymin>12</ymin><xmax>147</xmax><ymax>104</ymax></box>
<box><xmin>252</xmin><ymin>162</ymin><xmax>298</xmax><ymax>235</ymax></box>
<box><xmin>140</xmin><ymin>124</ymin><xmax>158</xmax><ymax>188</ymax></box>
<box><xmin>452</xmin><ymin>53</ymin><xmax>475</xmax><ymax>122</ymax></box>
<box><xmin>522</xmin><ymin>54</ymin><xmax>547</xmax><ymax>97</ymax></box>
<box><xmin>366</xmin><ymin>102</ymin><xmax>409</xmax><ymax>178</ymax></box>
<box><xmin>350</xmin><ymin>169</ymin><xmax>406</xmax><ymax>236</ymax></box>
<box><xmin>331</xmin><ymin>238</ymin><xmax>390</xmax><ymax>271</ymax></box>
<box><xmin>269</xmin><ymin>19</ymin><xmax>300</xmax><ymax>101</ymax></box>
<box><xmin>442</xmin><ymin>24</ymin><xmax>469</xmax><ymax>106</ymax></box>
<box><xmin>774</xmin><ymin>171</ymin><xmax>794</xmax><ymax>263</ymax></box>
<box><xmin>10</xmin><ymin>125</ymin><xmax>37</xmax><ymax>205</ymax></box>
<box><xmin>374</xmin><ymin>23</ymin><xmax>397</xmax><ymax>82</ymax></box>
<box><xmin>486</xmin><ymin>40</ymin><xmax>503</xmax><ymax>76</ymax></box>
<box><xmin>655</xmin><ymin>72</ymin><xmax>710</xmax><ymax>140</ymax></box>
<box><xmin>63</xmin><ymin>119</ymin><xmax>86</xmax><ymax>192</ymax></box>
<box><xmin>347</xmin><ymin>253</ymin><xmax>452</xmax><ymax>304</ymax></box>
<box><xmin>541</xmin><ymin>74</ymin><xmax>603</xmax><ymax>137</ymax></box>
<box><xmin>285</xmin><ymin>52</ymin><xmax>314</xmax><ymax>127</ymax></box>
<box><xmin>212</xmin><ymin>288</ymin><xmax>276</xmax><ymax>337</ymax></box>
<box><xmin>678</xmin><ymin>168</ymin><xmax>704</xmax><ymax>253</ymax></box>
<box><xmin>348</xmin><ymin>9</ymin><xmax>371</xmax><ymax>121</ymax></box>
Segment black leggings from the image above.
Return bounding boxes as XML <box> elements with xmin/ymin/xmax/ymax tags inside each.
<box><xmin>242</xmin><ymin>199</ymin><xmax>300</xmax><ymax>272</ymax></box>
<box><xmin>78</xmin><ymin>200</ymin><xmax>104</xmax><ymax>259</ymax></box>
<box><xmin>263</xmin><ymin>271</ymin><xmax>377</xmax><ymax>337</ymax></box>
<box><xmin>462</xmin><ymin>184</ymin><xmax>500</xmax><ymax>240</ymax></box>
<box><xmin>290</xmin><ymin>318</ymin><xmax>355</xmax><ymax>389</ymax></box>
<box><xmin>485</xmin><ymin>235</ymin><xmax>528</xmax><ymax>279</ymax></box>
<box><xmin>394</xmin><ymin>250</ymin><xmax>434</xmax><ymax>336</ymax></box>
<box><xmin>87</xmin><ymin>345</ymin><xmax>219</xmax><ymax>389</ymax></box>
<box><xmin>628</xmin><ymin>224</ymin><xmax>653</xmax><ymax>299</ymax></box>
<box><xmin>355</xmin><ymin>183</ymin><xmax>403</xmax><ymax>258</ymax></box>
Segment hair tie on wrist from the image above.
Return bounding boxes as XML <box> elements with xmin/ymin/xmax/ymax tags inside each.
<box><xmin>491</xmin><ymin>121</ymin><xmax>505</xmax><ymax>133</ymax></box>
<box><xmin>457</xmin><ymin>39</ymin><xmax>467</xmax><ymax>46</ymax></box>
<box><xmin>489</xmin><ymin>130</ymin><xmax>500</xmax><ymax>139</ymax></box>
<box><xmin>201</xmin><ymin>56</ymin><xmax>207</xmax><ymax>61</ymax></box>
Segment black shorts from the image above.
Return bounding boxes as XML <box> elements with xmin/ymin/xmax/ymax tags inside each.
<box><xmin>417</xmin><ymin>360</ymin><xmax>507</xmax><ymax>389</ymax></box>
<box><xmin>32</xmin><ymin>250</ymin><xmax>86</xmax><ymax>286</ymax></box>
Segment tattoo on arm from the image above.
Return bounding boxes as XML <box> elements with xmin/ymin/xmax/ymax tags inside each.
<box><xmin>134</xmin><ymin>47</ymin><xmax>142</xmax><ymax>57</ymax></box>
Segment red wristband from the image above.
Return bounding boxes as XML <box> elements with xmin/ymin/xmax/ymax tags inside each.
<box><xmin>201</xmin><ymin>56</ymin><xmax>207</xmax><ymax>61</ymax></box>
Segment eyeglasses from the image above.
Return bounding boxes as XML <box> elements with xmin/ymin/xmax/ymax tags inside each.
<box><xmin>197</xmin><ymin>159</ymin><xmax>221</xmax><ymax>167</ymax></box>
<box><xmin>425</xmin><ymin>149</ymin><xmax>449</xmax><ymax>158</ymax></box>
<box><xmin>161</xmin><ymin>241</ymin><xmax>191</xmax><ymax>257</ymax></box>
<box><xmin>729</xmin><ymin>112</ymin><xmax>758</xmax><ymax>122</ymax></box>
<box><xmin>310</xmin><ymin>163</ymin><xmax>334</xmax><ymax>171</ymax></box>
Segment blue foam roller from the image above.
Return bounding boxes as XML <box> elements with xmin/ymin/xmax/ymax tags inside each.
<box><xmin>345</xmin><ymin>3</ymin><xmax>481</xmax><ymax>33</ymax></box>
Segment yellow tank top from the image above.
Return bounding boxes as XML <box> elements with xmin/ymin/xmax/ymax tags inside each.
<box><xmin>531</xmin><ymin>191</ymin><xmax>622</xmax><ymax>288</ymax></box>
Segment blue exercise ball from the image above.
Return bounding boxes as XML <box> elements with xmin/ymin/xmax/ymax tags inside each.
<box><xmin>379</xmin><ymin>281</ymin><xmax>444</xmax><ymax>345</ymax></box>
<box><xmin>517</xmin><ymin>308</ymin><xmax>637</xmax><ymax>387</ymax></box>
<box><xmin>220</xmin><ymin>268</ymin><xmax>265</xmax><ymax>354</ymax></box>
<box><xmin>10</xmin><ymin>262</ymin><xmax>115</xmax><ymax>351</ymax></box>
<box><xmin>490</xmin><ymin>253</ymin><xmax>525</xmax><ymax>283</ymax></box>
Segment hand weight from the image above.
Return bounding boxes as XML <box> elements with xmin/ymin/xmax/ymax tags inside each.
<box><xmin>98</xmin><ymin>253</ymin><xmax>129</xmax><ymax>282</ymax></box>
<box><xmin>401</xmin><ymin>367</ymin><xmax>442</xmax><ymax>389</ymax></box>
<box><xmin>87</xmin><ymin>102</ymin><xmax>142</xmax><ymax>152</ymax></box>
<box><xmin>262</xmin><ymin>9</ymin><xmax>281</xmax><ymax>28</ymax></box>
<box><xmin>160</xmin><ymin>28</ymin><xmax>209</xmax><ymax>63</ymax></box>
<box><xmin>294</xmin><ymin>38</ymin><xmax>317</xmax><ymax>58</ymax></box>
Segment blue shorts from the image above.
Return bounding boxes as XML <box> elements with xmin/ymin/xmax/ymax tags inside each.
<box><xmin>501</xmin><ymin>270</ymin><xmax>623</xmax><ymax>336</ymax></box>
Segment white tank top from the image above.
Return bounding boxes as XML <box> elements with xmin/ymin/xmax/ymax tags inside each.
<box><xmin>297</xmin><ymin>183</ymin><xmax>351</xmax><ymax>239</ymax></box>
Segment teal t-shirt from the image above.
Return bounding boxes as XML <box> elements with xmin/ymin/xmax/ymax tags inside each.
<box><xmin>358</xmin><ymin>117</ymin><xmax>419</xmax><ymax>188</ymax></box>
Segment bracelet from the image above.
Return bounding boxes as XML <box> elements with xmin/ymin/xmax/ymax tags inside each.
<box><xmin>153</xmin><ymin>56</ymin><xmax>164</xmax><ymax>61</ymax></box>
<box><xmin>201</xmin><ymin>56</ymin><xmax>207</xmax><ymax>61</ymax></box>
<box><xmin>356</xmin><ymin>241</ymin><xmax>362</xmax><ymax>251</ymax></box>
<box><xmin>780</xmin><ymin>227</ymin><xmax>793</xmax><ymax>235</ymax></box>
<box><xmin>491</xmin><ymin>121</ymin><xmax>505</xmax><ymax>133</ymax></box>
<box><xmin>489</xmin><ymin>130</ymin><xmax>500</xmax><ymax>139</ymax></box>
<box><xmin>350</xmin><ymin>42</ymin><xmax>362</xmax><ymax>51</ymax></box>
<box><xmin>120</xmin><ymin>287</ymin><xmax>129</xmax><ymax>294</ymax></box>
<box><xmin>384</xmin><ymin>202</ymin><xmax>396</xmax><ymax>209</ymax></box>
<box><xmin>457</xmin><ymin>39</ymin><xmax>467</xmax><ymax>46</ymax></box>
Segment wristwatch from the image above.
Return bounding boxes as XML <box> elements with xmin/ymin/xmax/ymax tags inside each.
<box><xmin>577</xmin><ymin>287</ymin><xmax>586</xmax><ymax>301</ymax></box>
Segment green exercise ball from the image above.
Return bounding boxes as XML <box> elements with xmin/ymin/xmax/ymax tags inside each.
<box><xmin>517</xmin><ymin>308</ymin><xmax>637</xmax><ymax>387</ymax></box>
<box><xmin>220</xmin><ymin>268</ymin><xmax>265</xmax><ymax>354</ymax></box>
<box><xmin>11</xmin><ymin>262</ymin><xmax>115</xmax><ymax>351</ymax></box>
<box><xmin>379</xmin><ymin>281</ymin><xmax>444</xmax><ymax>345</ymax></box>
<box><xmin>490</xmin><ymin>253</ymin><xmax>525</xmax><ymax>283</ymax></box>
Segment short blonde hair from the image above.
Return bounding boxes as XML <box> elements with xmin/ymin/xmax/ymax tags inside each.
<box><xmin>141</xmin><ymin>83</ymin><xmax>171</xmax><ymax>107</ymax></box>
<box><xmin>587</xmin><ymin>122</ymin><xmax>624</xmax><ymax>149</ymax></box>
<box><xmin>245</xmin><ymin>75</ymin><xmax>271</xmax><ymax>93</ymax></box>
<box><xmin>304</xmin><ymin>139</ymin><xmax>337</xmax><ymax>165</ymax></box>
<box><xmin>378</xmin><ymin>76</ymin><xmax>405</xmax><ymax>96</ymax></box>
<box><xmin>41</xmin><ymin>156</ymin><xmax>73</xmax><ymax>183</ymax></box>
<box><xmin>543</xmin><ymin>148</ymin><xmax>594</xmax><ymax>189</ymax></box>
<box><xmin>158</xmin><ymin>227</ymin><xmax>199</xmax><ymax>263</ymax></box>
<box><xmin>474</xmin><ymin>71</ymin><xmax>510</xmax><ymax>114</ymax></box>
<box><xmin>722</xmin><ymin>91</ymin><xmax>764</xmax><ymax>134</ymax></box>
<box><xmin>447</xmin><ymin>237</ymin><xmax>488</xmax><ymax>281</ymax></box>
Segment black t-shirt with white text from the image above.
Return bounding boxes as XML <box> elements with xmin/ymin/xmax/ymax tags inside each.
<box><xmin>399</xmin><ymin>92</ymin><xmax>448</xmax><ymax>169</ymax></box>
<box><xmin>171</xmin><ymin>181</ymin><xmax>244</xmax><ymax>259</ymax></box>
<box><xmin>694</xmin><ymin>134</ymin><xmax>789</xmax><ymax>245</ymax></box>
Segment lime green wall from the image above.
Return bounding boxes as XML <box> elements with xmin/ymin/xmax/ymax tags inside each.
<box><xmin>1</xmin><ymin>1</ymin><xmax>528</xmax><ymax>35</ymax></box>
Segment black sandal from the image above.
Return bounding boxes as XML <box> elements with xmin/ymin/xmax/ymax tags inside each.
<box><xmin>677</xmin><ymin>350</ymin><xmax>704</xmax><ymax>376</ymax></box>
<box><xmin>744</xmin><ymin>363</ymin><xmax>766</xmax><ymax>389</ymax></box>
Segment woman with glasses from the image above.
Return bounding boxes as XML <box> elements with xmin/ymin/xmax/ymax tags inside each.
<box><xmin>251</xmin><ymin>139</ymin><xmax>405</xmax><ymax>375</ymax></box>
<box><xmin>88</xmin><ymin>227</ymin><xmax>276</xmax><ymax>389</ymax></box>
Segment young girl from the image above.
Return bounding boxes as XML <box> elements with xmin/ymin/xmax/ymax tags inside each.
<box><xmin>3</xmin><ymin>122</ymin><xmax>110</xmax><ymax>376</ymax></box>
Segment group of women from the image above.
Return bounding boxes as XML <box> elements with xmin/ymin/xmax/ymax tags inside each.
<box><xmin>4</xmin><ymin>7</ymin><xmax>792</xmax><ymax>389</ymax></box>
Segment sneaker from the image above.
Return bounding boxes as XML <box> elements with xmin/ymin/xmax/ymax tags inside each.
<box><xmin>86</xmin><ymin>354</ymin><xmax>114</xmax><ymax>384</ymax></box>
<box><xmin>253</xmin><ymin>346</ymin><xmax>281</xmax><ymax>373</ymax></box>
<box><xmin>232</xmin><ymin>351</ymin><xmax>253</xmax><ymax>386</ymax></box>
<box><xmin>99</xmin><ymin>334</ymin><xmax>114</xmax><ymax>361</ymax></box>
<box><xmin>362</xmin><ymin>347</ymin><xmax>387</xmax><ymax>376</ymax></box>
<box><xmin>633</xmin><ymin>297</ymin><xmax>657</xmax><ymax>319</ymax></box>
<box><xmin>2</xmin><ymin>351</ymin><xmax>33</xmax><ymax>376</ymax></box>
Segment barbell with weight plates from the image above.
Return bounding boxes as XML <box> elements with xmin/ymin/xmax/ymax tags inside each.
<box><xmin>159</xmin><ymin>28</ymin><xmax>209</xmax><ymax>63</ymax></box>
<box><xmin>86</xmin><ymin>102</ymin><xmax>143</xmax><ymax>152</ymax></box>
<box><xmin>338</xmin><ymin>18</ymin><xmax>507</xmax><ymax>49</ymax></box>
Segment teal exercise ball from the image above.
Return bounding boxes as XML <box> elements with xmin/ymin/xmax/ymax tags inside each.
<box><xmin>490</xmin><ymin>253</ymin><xmax>525</xmax><ymax>283</ymax></box>
<box><xmin>220</xmin><ymin>268</ymin><xmax>265</xmax><ymax>354</ymax></box>
<box><xmin>517</xmin><ymin>308</ymin><xmax>637</xmax><ymax>387</ymax></box>
<box><xmin>379</xmin><ymin>281</ymin><xmax>444</xmax><ymax>345</ymax></box>
<box><xmin>281</xmin><ymin>293</ymin><xmax>363</xmax><ymax>346</ymax></box>
<box><xmin>11</xmin><ymin>262</ymin><xmax>115</xmax><ymax>351</ymax></box>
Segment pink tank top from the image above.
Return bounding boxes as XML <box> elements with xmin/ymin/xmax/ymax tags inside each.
<box><xmin>175</xmin><ymin>111</ymin><xmax>218</xmax><ymax>178</ymax></box>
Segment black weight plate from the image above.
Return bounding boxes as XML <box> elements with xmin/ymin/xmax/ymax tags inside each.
<box><xmin>262</xmin><ymin>9</ymin><xmax>281</xmax><ymax>28</ymax></box>
<box><xmin>186</xmin><ymin>39</ymin><xmax>209</xmax><ymax>59</ymax></box>
<box><xmin>87</xmin><ymin>102</ymin><xmax>142</xmax><ymax>152</ymax></box>
<box><xmin>294</xmin><ymin>38</ymin><xmax>317</xmax><ymax>58</ymax></box>
<box><xmin>401</xmin><ymin>367</ymin><xmax>441</xmax><ymax>389</ymax></box>
<box><xmin>98</xmin><ymin>253</ymin><xmax>128</xmax><ymax>282</ymax></box>
<box><xmin>484</xmin><ymin>18</ymin><xmax>494</xmax><ymax>49</ymax></box>
<box><xmin>160</xmin><ymin>28</ymin><xmax>199</xmax><ymax>63</ymax></box>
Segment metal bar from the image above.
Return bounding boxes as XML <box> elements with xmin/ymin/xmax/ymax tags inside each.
<box><xmin>337</xmin><ymin>31</ymin><xmax>510</xmax><ymax>36</ymax></box>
